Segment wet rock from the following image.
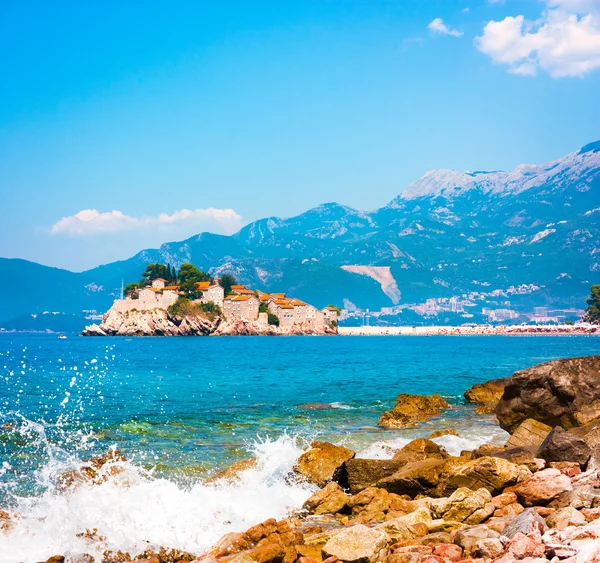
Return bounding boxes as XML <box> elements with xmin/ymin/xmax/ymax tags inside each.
<box><xmin>378</xmin><ymin>395</ymin><xmax>450</xmax><ymax>429</ymax></box>
<box><xmin>505</xmin><ymin>419</ymin><xmax>552</xmax><ymax>449</ymax></box>
<box><xmin>322</xmin><ymin>524</ymin><xmax>388</xmax><ymax>563</ymax></box>
<box><xmin>205</xmin><ymin>458</ymin><xmax>257</xmax><ymax>484</ymax></box>
<box><xmin>295</xmin><ymin>442</ymin><xmax>355</xmax><ymax>487</ymax></box>
<box><xmin>495</xmin><ymin>355</ymin><xmax>600</xmax><ymax>432</ymax></box>
<box><xmin>514</xmin><ymin>468</ymin><xmax>572</xmax><ymax>506</ymax></box>
<box><xmin>64</xmin><ymin>554</ymin><xmax>95</xmax><ymax>563</ymax></box>
<box><xmin>392</xmin><ymin>440</ymin><xmax>448</xmax><ymax>464</ymax></box>
<box><xmin>464</xmin><ymin>378</ymin><xmax>508</xmax><ymax>411</ymax></box>
<box><xmin>303</xmin><ymin>482</ymin><xmax>349</xmax><ymax>515</ymax></box>
<box><xmin>545</xmin><ymin>506</ymin><xmax>586</xmax><ymax>529</ymax></box>
<box><xmin>376</xmin><ymin>459</ymin><xmax>447</xmax><ymax>497</ymax></box>
<box><xmin>345</xmin><ymin>459</ymin><xmax>405</xmax><ymax>494</ymax></box>
<box><xmin>58</xmin><ymin>449</ymin><xmax>127</xmax><ymax>489</ymax></box>
<box><xmin>242</xmin><ymin>543</ymin><xmax>286</xmax><ymax>563</ymax></box>
<box><xmin>502</xmin><ymin>508</ymin><xmax>548</xmax><ymax>538</ymax></box>
<box><xmin>428</xmin><ymin>429</ymin><xmax>459</xmax><ymax>439</ymax></box>
<box><xmin>536</xmin><ymin>426</ymin><xmax>592</xmax><ymax>466</ymax></box>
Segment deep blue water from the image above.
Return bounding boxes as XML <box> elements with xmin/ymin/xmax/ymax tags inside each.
<box><xmin>1</xmin><ymin>333</ymin><xmax>599</xmax><ymax>496</ymax></box>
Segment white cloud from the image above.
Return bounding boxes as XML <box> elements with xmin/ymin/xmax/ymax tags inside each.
<box><xmin>428</xmin><ymin>18</ymin><xmax>464</xmax><ymax>37</ymax></box>
<box><xmin>462</xmin><ymin>8</ymin><xmax>470</xmax><ymax>14</ymax></box>
<box><xmin>475</xmin><ymin>2</ymin><xmax>600</xmax><ymax>77</ymax></box>
<box><xmin>51</xmin><ymin>208</ymin><xmax>243</xmax><ymax>236</ymax></box>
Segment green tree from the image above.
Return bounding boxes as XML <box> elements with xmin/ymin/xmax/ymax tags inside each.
<box><xmin>584</xmin><ymin>284</ymin><xmax>600</xmax><ymax>324</ymax></box>
<box><xmin>219</xmin><ymin>274</ymin><xmax>238</xmax><ymax>296</ymax></box>
<box><xmin>124</xmin><ymin>282</ymin><xmax>141</xmax><ymax>299</ymax></box>
<box><xmin>267</xmin><ymin>312</ymin><xmax>280</xmax><ymax>326</ymax></box>
<box><xmin>141</xmin><ymin>264</ymin><xmax>171</xmax><ymax>284</ymax></box>
<box><xmin>178</xmin><ymin>263</ymin><xmax>211</xmax><ymax>284</ymax></box>
<box><xmin>179</xmin><ymin>279</ymin><xmax>202</xmax><ymax>299</ymax></box>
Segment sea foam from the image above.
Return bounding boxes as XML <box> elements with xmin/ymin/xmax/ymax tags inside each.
<box><xmin>0</xmin><ymin>435</ymin><xmax>315</xmax><ymax>562</ymax></box>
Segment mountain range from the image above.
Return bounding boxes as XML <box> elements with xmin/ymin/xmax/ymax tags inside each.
<box><xmin>1</xmin><ymin>140</ymin><xmax>599</xmax><ymax>326</ymax></box>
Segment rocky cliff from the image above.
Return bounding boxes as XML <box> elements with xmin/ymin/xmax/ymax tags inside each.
<box><xmin>82</xmin><ymin>307</ymin><xmax>338</xmax><ymax>336</ymax></box>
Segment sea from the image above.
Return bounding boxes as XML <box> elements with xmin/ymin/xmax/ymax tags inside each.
<box><xmin>0</xmin><ymin>333</ymin><xmax>599</xmax><ymax>562</ymax></box>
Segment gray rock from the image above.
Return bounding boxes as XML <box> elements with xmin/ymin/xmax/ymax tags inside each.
<box><xmin>502</xmin><ymin>508</ymin><xmax>548</xmax><ymax>538</ymax></box>
<box><xmin>536</xmin><ymin>426</ymin><xmax>591</xmax><ymax>466</ymax></box>
<box><xmin>345</xmin><ymin>458</ymin><xmax>405</xmax><ymax>494</ymax></box>
<box><xmin>64</xmin><ymin>554</ymin><xmax>95</xmax><ymax>563</ymax></box>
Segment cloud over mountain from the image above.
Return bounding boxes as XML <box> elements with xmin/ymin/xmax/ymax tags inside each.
<box><xmin>476</xmin><ymin>0</ymin><xmax>600</xmax><ymax>77</ymax></box>
<box><xmin>51</xmin><ymin>208</ymin><xmax>243</xmax><ymax>236</ymax></box>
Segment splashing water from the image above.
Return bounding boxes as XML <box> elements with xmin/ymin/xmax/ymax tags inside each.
<box><xmin>0</xmin><ymin>433</ymin><xmax>314</xmax><ymax>562</ymax></box>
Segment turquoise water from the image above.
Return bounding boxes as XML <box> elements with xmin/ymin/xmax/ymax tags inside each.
<box><xmin>2</xmin><ymin>333</ymin><xmax>599</xmax><ymax>490</ymax></box>
<box><xmin>0</xmin><ymin>333</ymin><xmax>599</xmax><ymax>560</ymax></box>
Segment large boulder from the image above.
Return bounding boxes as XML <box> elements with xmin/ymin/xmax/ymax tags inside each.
<box><xmin>464</xmin><ymin>378</ymin><xmax>509</xmax><ymax>413</ymax></box>
<box><xmin>536</xmin><ymin>426</ymin><xmax>592</xmax><ymax>466</ymax></box>
<box><xmin>377</xmin><ymin>456</ymin><xmax>521</xmax><ymax>498</ymax></box>
<box><xmin>514</xmin><ymin>468</ymin><xmax>573</xmax><ymax>506</ymax></box>
<box><xmin>378</xmin><ymin>394</ymin><xmax>450</xmax><ymax>429</ymax></box>
<box><xmin>505</xmin><ymin>419</ymin><xmax>552</xmax><ymax>449</ymax></box>
<box><xmin>321</xmin><ymin>524</ymin><xmax>388</xmax><ymax>563</ymax></box>
<box><xmin>496</xmin><ymin>355</ymin><xmax>600</xmax><ymax>432</ymax></box>
<box><xmin>295</xmin><ymin>442</ymin><xmax>355</xmax><ymax>487</ymax></box>
<box><xmin>439</xmin><ymin>456</ymin><xmax>524</xmax><ymax>496</ymax></box>
<box><xmin>345</xmin><ymin>459</ymin><xmax>405</xmax><ymax>494</ymax></box>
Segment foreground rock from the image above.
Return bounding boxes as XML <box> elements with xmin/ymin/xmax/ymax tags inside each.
<box><xmin>496</xmin><ymin>355</ymin><xmax>600</xmax><ymax>432</ymax></box>
<box><xmin>295</xmin><ymin>442</ymin><xmax>355</xmax><ymax>487</ymax></box>
<box><xmin>322</xmin><ymin>524</ymin><xmax>387</xmax><ymax>563</ymax></box>
<box><xmin>536</xmin><ymin>426</ymin><xmax>592</xmax><ymax>467</ymax></box>
<box><xmin>378</xmin><ymin>395</ymin><xmax>450</xmax><ymax>429</ymax></box>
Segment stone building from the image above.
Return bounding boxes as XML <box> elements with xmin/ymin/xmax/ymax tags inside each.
<box><xmin>223</xmin><ymin>295</ymin><xmax>259</xmax><ymax>321</ymax></box>
<box><xmin>197</xmin><ymin>281</ymin><xmax>225</xmax><ymax>308</ymax></box>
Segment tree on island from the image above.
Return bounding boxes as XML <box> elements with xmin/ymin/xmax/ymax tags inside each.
<box><xmin>327</xmin><ymin>304</ymin><xmax>342</xmax><ymax>316</ymax></box>
<box><xmin>178</xmin><ymin>263</ymin><xmax>211</xmax><ymax>299</ymax></box>
<box><xmin>141</xmin><ymin>264</ymin><xmax>172</xmax><ymax>284</ymax></box>
<box><xmin>584</xmin><ymin>284</ymin><xmax>600</xmax><ymax>324</ymax></box>
<box><xmin>219</xmin><ymin>274</ymin><xmax>238</xmax><ymax>296</ymax></box>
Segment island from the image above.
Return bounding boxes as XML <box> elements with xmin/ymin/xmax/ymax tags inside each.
<box><xmin>82</xmin><ymin>263</ymin><xmax>340</xmax><ymax>336</ymax></box>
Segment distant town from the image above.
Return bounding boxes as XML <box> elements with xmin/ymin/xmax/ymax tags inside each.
<box><xmin>340</xmin><ymin>283</ymin><xmax>585</xmax><ymax>327</ymax></box>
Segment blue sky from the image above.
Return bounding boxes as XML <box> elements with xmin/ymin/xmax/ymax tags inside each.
<box><xmin>1</xmin><ymin>0</ymin><xmax>599</xmax><ymax>271</ymax></box>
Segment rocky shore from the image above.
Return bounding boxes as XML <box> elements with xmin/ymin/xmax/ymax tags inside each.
<box><xmin>20</xmin><ymin>354</ymin><xmax>600</xmax><ymax>563</ymax></box>
<box><xmin>81</xmin><ymin>308</ymin><xmax>338</xmax><ymax>337</ymax></box>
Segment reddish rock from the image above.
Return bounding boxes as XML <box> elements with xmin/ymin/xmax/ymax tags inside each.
<box><xmin>431</xmin><ymin>543</ymin><xmax>462</xmax><ymax>561</ymax></box>
<box><xmin>506</xmin><ymin>530</ymin><xmax>545</xmax><ymax>559</ymax></box>
<box><xmin>492</xmin><ymin>492</ymin><xmax>518</xmax><ymax>509</ymax></box>
<box><xmin>514</xmin><ymin>468</ymin><xmax>572</xmax><ymax>506</ymax></box>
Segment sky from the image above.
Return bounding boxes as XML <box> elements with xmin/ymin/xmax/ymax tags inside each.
<box><xmin>1</xmin><ymin>0</ymin><xmax>599</xmax><ymax>271</ymax></box>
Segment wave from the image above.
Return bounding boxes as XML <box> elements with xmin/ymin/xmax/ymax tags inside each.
<box><xmin>0</xmin><ymin>433</ymin><xmax>316</xmax><ymax>562</ymax></box>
